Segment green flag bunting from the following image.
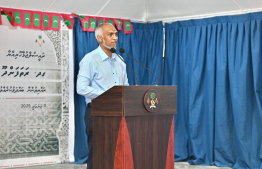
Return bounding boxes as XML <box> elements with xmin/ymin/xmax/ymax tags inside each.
<box><xmin>0</xmin><ymin>9</ymin><xmax>2</xmax><ymax>25</ymax></box>
<box><xmin>72</xmin><ymin>13</ymin><xmax>89</xmax><ymax>31</ymax></box>
<box><xmin>34</xmin><ymin>13</ymin><xmax>40</xmax><ymax>26</ymax></box>
<box><xmin>90</xmin><ymin>17</ymin><xmax>96</xmax><ymax>30</ymax></box>
<box><xmin>123</xmin><ymin>20</ymin><xmax>132</xmax><ymax>34</ymax></box>
<box><xmin>83</xmin><ymin>18</ymin><xmax>88</xmax><ymax>29</ymax></box>
<box><xmin>114</xmin><ymin>19</ymin><xmax>122</xmax><ymax>30</ymax></box>
<box><xmin>24</xmin><ymin>12</ymin><xmax>31</xmax><ymax>26</ymax></box>
<box><xmin>107</xmin><ymin>19</ymin><xmax>114</xmax><ymax>25</ymax></box>
<box><xmin>62</xmin><ymin>14</ymin><xmax>74</xmax><ymax>29</ymax></box>
<box><xmin>98</xmin><ymin>18</ymin><xmax>104</xmax><ymax>25</ymax></box>
<box><xmin>1</xmin><ymin>10</ymin><xmax>15</xmax><ymax>26</ymax></box>
<box><xmin>43</xmin><ymin>14</ymin><xmax>49</xmax><ymax>28</ymax></box>
<box><xmin>0</xmin><ymin>8</ymin><xmax>133</xmax><ymax>34</ymax></box>
<box><xmin>14</xmin><ymin>11</ymin><xmax>21</xmax><ymax>25</ymax></box>
<box><xmin>52</xmin><ymin>15</ymin><xmax>59</xmax><ymax>28</ymax></box>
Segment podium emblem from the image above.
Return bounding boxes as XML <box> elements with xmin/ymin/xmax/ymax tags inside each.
<box><xmin>144</xmin><ymin>89</ymin><xmax>160</xmax><ymax>112</ymax></box>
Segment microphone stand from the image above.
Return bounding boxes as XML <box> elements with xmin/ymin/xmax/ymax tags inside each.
<box><xmin>120</xmin><ymin>49</ymin><xmax>158</xmax><ymax>86</ymax></box>
<box><xmin>110</xmin><ymin>48</ymin><xmax>138</xmax><ymax>86</ymax></box>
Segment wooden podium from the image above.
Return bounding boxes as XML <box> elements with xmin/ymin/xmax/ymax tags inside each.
<box><xmin>92</xmin><ymin>86</ymin><xmax>177</xmax><ymax>169</ymax></box>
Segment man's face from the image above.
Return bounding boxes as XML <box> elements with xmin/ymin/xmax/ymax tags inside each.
<box><xmin>100</xmin><ymin>25</ymin><xmax>118</xmax><ymax>49</ymax></box>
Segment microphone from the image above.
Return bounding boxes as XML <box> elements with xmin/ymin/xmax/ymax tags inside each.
<box><xmin>110</xmin><ymin>48</ymin><xmax>138</xmax><ymax>86</ymax></box>
<box><xmin>119</xmin><ymin>48</ymin><xmax>158</xmax><ymax>86</ymax></box>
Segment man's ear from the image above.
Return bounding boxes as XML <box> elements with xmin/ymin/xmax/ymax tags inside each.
<box><xmin>97</xmin><ymin>35</ymin><xmax>103</xmax><ymax>43</ymax></box>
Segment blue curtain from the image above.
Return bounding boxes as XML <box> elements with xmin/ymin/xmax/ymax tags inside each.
<box><xmin>73</xmin><ymin>18</ymin><xmax>98</xmax><ymax>163</ymax></box>
<box><xmin>73</xmin><ymin>19</ymin><xmax>163</xmax><ymax>163</ymax></box>
<box><xmin>164</xmin><ymin>12</ymin><xmax>262</xmax><ymax>168</ymax></box>
<box><xmin>117</xmin><ymin>22</ymin><xmax>163</xmax><ymax>85</ymax></box>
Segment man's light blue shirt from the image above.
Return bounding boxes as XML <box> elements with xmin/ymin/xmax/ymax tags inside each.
<box><xmin>77</xmin><ymin>46</ymin><xmax>129</xmax><ymax>104</ymax></box>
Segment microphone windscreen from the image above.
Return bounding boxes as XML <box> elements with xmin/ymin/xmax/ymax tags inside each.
<box><xmin>110</xmin><ymin>48</ymin><xmax>116</xmax><ymax>53</ymax></box>
<box><xmin>119</xmin><ymin>48</ymin><xmax>125</xmax><ymax>53</ymax></box>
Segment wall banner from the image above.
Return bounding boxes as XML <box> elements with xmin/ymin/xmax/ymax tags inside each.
<box><xmin>0</xmin><ymin>16</ymin><xmax>70</xmax><ymax>168</ymax></box>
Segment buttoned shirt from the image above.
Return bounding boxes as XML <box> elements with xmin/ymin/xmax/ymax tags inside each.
<box><xmin>77</xmin><ymin>46</ymin><xmax>129</xmax><ymax>104</ymax></box>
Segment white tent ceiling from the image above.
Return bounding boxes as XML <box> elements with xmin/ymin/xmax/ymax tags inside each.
<box><xmin>1</xmin><ymin>0</ymin><xmax>262</xmax><ymax>22</ymax></box>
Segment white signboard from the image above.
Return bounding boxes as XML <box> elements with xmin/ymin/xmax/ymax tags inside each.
<box><xmin>0</xmin><ymin>17</ymin><xmax>71</xmax><ymax>168</ymax></box>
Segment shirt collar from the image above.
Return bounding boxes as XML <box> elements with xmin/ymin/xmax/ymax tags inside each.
<box><xmin>98</xmin><ymin>46</ymin><xmax>116</xmax><ymax>61</ymax></box>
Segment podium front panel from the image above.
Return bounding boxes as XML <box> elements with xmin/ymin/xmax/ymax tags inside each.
<box><xmin>124</xmin><ymin>86</ymin><xmax>177</xmax><ymax>116</ymax></box>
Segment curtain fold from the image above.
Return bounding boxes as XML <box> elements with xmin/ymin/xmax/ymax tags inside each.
<box><xmin>73</xmin><ymin>19</ymin><xmax>163</xmax><ymax>163</ymax></box>
<box><xmin>73</xmin><ymin>18</ymin><xmax>98</xmax><ymax>163</ymax></box>
<box><xmin>164</xmin><ymin>12</ymin><xmax>262</xmax><ymax>168</ymax></box>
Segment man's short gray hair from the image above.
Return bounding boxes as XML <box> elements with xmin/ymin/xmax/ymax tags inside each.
<box><xmin>95</xmin><ymin>23</ymin><xmax>114</xmax><ymax>42</ymax></box>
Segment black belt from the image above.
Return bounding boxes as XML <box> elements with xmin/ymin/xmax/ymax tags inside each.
<box><xmin>87</xmin><ymin>103</ymin><xmax>92</xmax><ymax>107</ymax></box>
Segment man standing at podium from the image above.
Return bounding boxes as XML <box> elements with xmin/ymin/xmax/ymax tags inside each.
<box><xmin>76</xmin><ymin>23</ymin><xmax>129</xmax><ymax>169</ymax></box>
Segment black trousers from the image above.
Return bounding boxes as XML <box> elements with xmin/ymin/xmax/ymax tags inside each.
<box><xmin>84</xmin><ymin>105</ymin><xmax>93</xmax><ymax>169</ymax></box>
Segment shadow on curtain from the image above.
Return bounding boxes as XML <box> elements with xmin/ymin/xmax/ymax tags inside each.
<box><xmin>164</xmin><ymin>12</ymin><xmax>262</xmax><ymax>168</ymax></box>
<box><xmin>73</xmin><ymin>18</ymin><xmax>163</xmax><ymax>163</ymax></box>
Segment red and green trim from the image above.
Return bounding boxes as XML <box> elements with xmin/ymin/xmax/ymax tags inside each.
<box><xmin>0</xmin><ymin>8</ymin><xmax>133</xmax><ymax>33</ymax></box>
<box><xmin>0</xmin><ymin>8</ymin><xmax>2</xmax><ymax>25</ymax></box>
<box><xmin>21</xmin><ymin>10</ymin><xmax>34</xmax><ymax>29</ymax></box>
<box><xmin>1</xmin><ymin>9</ymin><xmax>15</xmax><ymax>26</ymax></box>
<box><xmin>97</xmin><ymin>17</ymin><xmax>105</xmax><ymax>26</ymax></box>
<box><xmin>88</xmin><ymin>16</ymin><xmax>96</xmax><ymax>32</ymax></box>
<box><xmin>114</xmin><ymin>18</ymin><xmax>122</xmax><ymax>31</ymax></box>
<box><xmin>41</xmin><ymin>12</ymin><xmax>51</xmax><ymax>30</ymax></box>
<box><xmin>72</xmin><ymin>13</ymin><xmax>89</xmax><ymax>31</ymax></box>
<box><xmin>33</xmin><ymin>12</ymin><xmax>42</xmax><ymax>28</ymax></box>
<box><xmin>106</xmin><ymin>18</ymin><xmax>115</xmax><ymax>26</ymax></box>
<box><xmin>50</xmin><ymin>13</ymin><xmax>61</xmax><ymax>31</ymax></box>
<box><xmin>12</xmin><ymin>10</ymin><xmax>24</xmax><ymax>26</ymax></box>
<box><xmin>123</xmin><ymin>19</ymin><xmax>133</xmax><ymax>34</ymax></box>
<box><xmin>62</xmin><ymin>14</ymin><xmax>74</xmax><ymax>29</ymax></box>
